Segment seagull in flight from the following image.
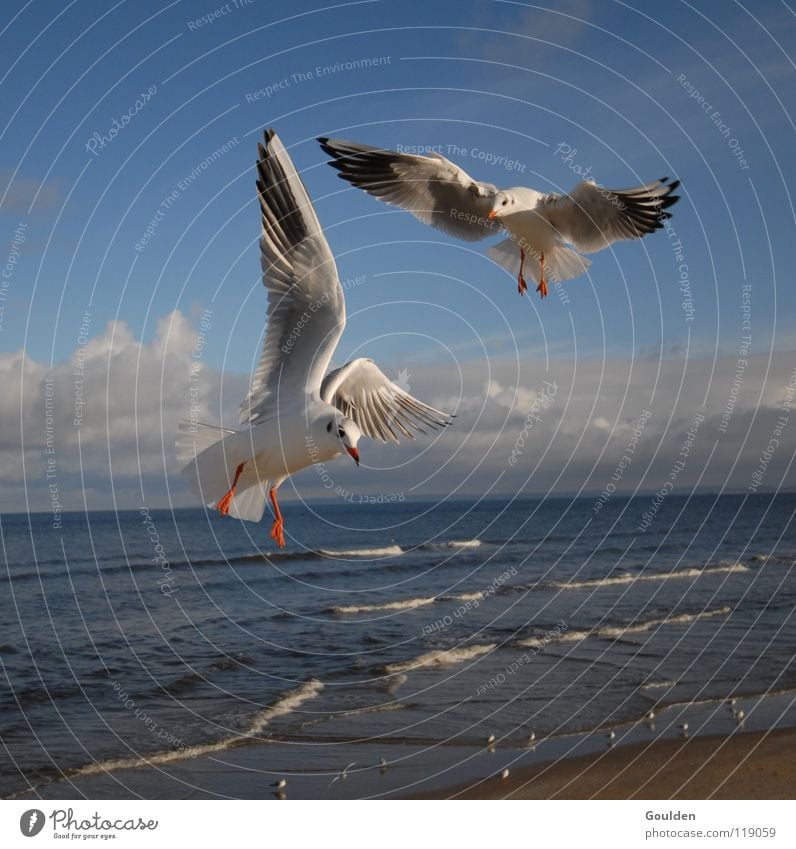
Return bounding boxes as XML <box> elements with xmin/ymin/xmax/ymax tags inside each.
<box><xmin>177</xmin><ymin>129</ymin><xmax>451</xmax><ymax>547</ymax></box>
<box><xmin>319</xmin><ymin>137</ymin><xmax>680</xmax><ymax>299</ymax></box>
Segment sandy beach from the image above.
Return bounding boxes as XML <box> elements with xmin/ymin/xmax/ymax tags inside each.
<box><xmin>15</xmin><ymin>695</ymin><xmax>796</xmax><ymax>800</ymax></box>
<box><xmin>418</xmin><ymin>728</ymin><xmax>796</xmax><ymax>800</ymax></box>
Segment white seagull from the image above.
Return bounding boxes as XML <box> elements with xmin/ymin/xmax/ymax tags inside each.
<box><xmin>177</xmin><ymin>130</ymin><xmax>451</xmax><ymax>547</ymax></box>
<box><xmin>319</xmin><ymin>137</ymin><xmax>680</xmax><ymax>299</ymax></box>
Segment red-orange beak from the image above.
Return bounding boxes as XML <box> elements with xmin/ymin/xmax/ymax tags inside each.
<box><xmin>488</xmin><ymin>210</ymin><xmax>497</xmax><ymax>220</ymax></box>
<box><xmin>346</xmin><ymin>446</ymin><xmax>360</xmax><ymax>466</ymax></box>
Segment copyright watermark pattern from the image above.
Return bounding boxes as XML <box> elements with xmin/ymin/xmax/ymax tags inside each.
<box><xmin>1</xmin><ymin>2</ymin><xmax>794</xmax><ymax>814</ymax></box>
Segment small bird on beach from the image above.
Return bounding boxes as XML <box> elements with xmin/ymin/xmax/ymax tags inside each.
<box><xmin>647</xmin><ymin>710</ymin><xmax>655</xmax><ymax>720</ymax></box>
<box><xmin>177</xmin><ymin>130</ymin><xmax>451</xmax><ymax>547</ymax></box>
<box><xmin>486</xmin><ymin>734</ymin><xmax>496</xmax><ymax>745</ymax></box>
<box><xmin>272</xmin><ymin>778</ymin><xmax>287</xmax><ymax>790</ymax></box>
<box><xmin>527</xmin><ymin>731</ymin><xmax>536</xmax><ymax>744</ymax></box>
<box><xmin>735</xmin><ymin>709</ymin><xmax>745</xmax><ymax>721</ymax></box>
<box><xmin>607</xmin><ymin>731</ymin><xmax>616</xmax><ymax>741</ymax></box>
<box><xmin>319</xmin><ymin>136</ymin><xmax>680</xmax><ymax>299</ymax></box>
<box><xmin>500</xmin><ymin>768</ymin><xmax>510</xmax><ymax>780</ymax></box>
<box><xmin>328</xmin><ymin>762</ymin><xmax>357</xmax><ymax>788</ymax></box>
<box><xmin>679</xmin><ymin>723</ymin><xmax>689</xmax><ymax>736</ymax></box>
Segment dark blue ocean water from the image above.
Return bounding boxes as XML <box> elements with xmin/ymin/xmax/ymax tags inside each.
<box><xmin>1</xmin><ymin>493</ymin><xmax>795</xmax><ymax>797</ymax></box>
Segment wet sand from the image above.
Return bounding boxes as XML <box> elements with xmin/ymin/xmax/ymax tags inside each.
<box><xmin>15</xmin><ymin>692</ymin><xmax>796</xmax><ymax>800</ymax></box>
<box><xmin>417</xmin><ymin>727</ymin><xmax>796</xmax><ymax>799</ymax></box>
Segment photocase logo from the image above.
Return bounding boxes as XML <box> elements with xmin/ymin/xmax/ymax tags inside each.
<box><xmin>20</xmin><ymin>810</ymin><xmax>45</xmax><ymax>837</ymax></box>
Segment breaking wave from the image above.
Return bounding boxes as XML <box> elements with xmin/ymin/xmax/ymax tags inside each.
<box><xmin>422</xmin><ymin>539</ymin><xmax>482</xmax><ymax>550</ymax></box>
<box><xmin>71</xmin><ymin>679</ymin><xmax>324</xmax><ymax>777</ymax></box>
<box><xmin>384</xmin><ymin>643</ymin><xmax>495</xmax><ymax>674</ymax></box>
<box><xmin>549</xmin><ymin>563</ymin><xmax>749</xmax><ymax>591</ymax></box>
<box><xmin>331</xmin><ymin>596</ymin><xmax>437</xmax><ymax>615</ymax></box>
<box><xmin>329</xmin><ymin>587</ymin><xmax>492</xmax><ymax>615</ymax></box>
<box><xmin>518</xmin><ymin>607</ymin><xmax>732</xmax><ymax>647</ymax></box>
<box><xmin>317</xmin><ymin>545</ymin><xmax>404</xmax><ymax>558</ymax></box>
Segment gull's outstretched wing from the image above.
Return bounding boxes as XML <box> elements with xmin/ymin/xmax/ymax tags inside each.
<box><xmin>538</xmin><ymin>178</ymin><xmax>680</xmax><ymax>254</ymax></box>
<box><xmin>241</xmin><ymin>129</ymin><xmax>345</xmax><ymax>425</ymax></box>
<box><xmin>321</xmin><ymin>358</ymin><xmax>452</xmax><ymax>444</ymax></box>
<box><xmin>319</xmin><ymin>137</ymin><xmax>500</xmax><ymax>241</ymax></box>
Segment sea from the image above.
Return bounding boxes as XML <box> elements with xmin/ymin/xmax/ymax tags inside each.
<box><xmin>2</xmin><ymin>492</ymin><xmax>795</xmax><ymax>799</ymax></box>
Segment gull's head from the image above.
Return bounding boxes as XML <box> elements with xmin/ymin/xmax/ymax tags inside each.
<box><xmin>325</xmin><ymin>414</ymin><xmax>362</xmax><ymax>465</ymax></box>
<box><xmin>488</xmin><ymin>191</ymin><xmax>516</xmax><ymax>220</ymax></box>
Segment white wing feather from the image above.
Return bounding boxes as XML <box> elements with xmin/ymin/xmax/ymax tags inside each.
<box><xmin>319</xmin><ymin>137</ymin><xmax>501</xmax><ymax>242</ymax></box>
<box><xmin>321</xmin><ymin>358</ymin><xmax>451</xmax><ymax>443</ymax></box>
<box><xmin>539</xmin><ymin>178</ymin><xmax>680</xmax><ymax>253</ymax></box>
<box><xmin>240</xmin><ymin>130</ymin><xmax>345</xmax><ymax>425</ymax></box>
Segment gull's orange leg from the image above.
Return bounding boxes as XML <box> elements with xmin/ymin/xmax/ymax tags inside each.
<box><xmin>217</xmin><ymin>461</ymin><xmax>246</xmax><ymax>516</ymax></box>
<box><xmin>536</xmin><ymin>252</ymin><xmax>548</xmax><ymax>298</ymax></box>
<box><xmin>269</xmin><ymin>487</ymin><xmax>285</xmax><ymax>549</ymax></box>
<box><xmin>517</xmin><ymin>248</ymin><xmax>528</xmax><ymax>295</ymax></box>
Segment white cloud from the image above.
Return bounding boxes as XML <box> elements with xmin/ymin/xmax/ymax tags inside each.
<box><xmin>0</xmin><ymin>310</ymin><xmax>238</xmax><ymax>512</ymax></box>
<box><xmin>3</xmin><ymin>309</ymin><xmax>796</xmax><ymax>515</ymax></box>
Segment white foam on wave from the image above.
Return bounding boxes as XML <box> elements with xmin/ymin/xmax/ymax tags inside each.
<box><xmin>517</xmin><ymin>628</ymin><xmax>592</xmax><ymax>647</ymax></box>
<box><xmin>385</xmin><ymin>643</ymin><xmax>495</xmax><ymax>674</ymax></box>
<box><xmin>331</xmin><ymin>596</ymin><xmax>438</xmax><ymax>615</ymax></box>
<box><xmin>551</xmin><ymin>563</ymin><xmax>749</xmax><ymax>591</ymax></box>
<box><xmin>641</xmin><ymin>679</ymin><xmax>679</xmax><ymax>690</ymax></box>
<box><xmin>386</xmin><ymin>673</ymin><xmax>408</xmax><ymax>693</ymax></box>
<box><xmin>518</xmin><ymin>607</ymin><xmax>731</xmax><ymax>648</ymax></box>
<box><xmin>331</xmin><ymin>587</ymin><xmax>489</xmax><ymax>615</ymax></box>
<box><xmin>594</xmin><ymin>607</ymin><xmax>731</xmax><ymax>638</ymax></box>
<box><xmin>245</xmin><ymin>679</ymin><xmax>324</xmax><ymax>736</ymax></box>
<box><xmin>420</xmin><ymin>538</ymin><xmax>483</xmax><ymax>550</ymax></box>
<box><xmin>751</xmin><ymin>553</ymin><xmax>793</xmax><ymax>564</ymax></box>
<box><xmin>449</xmin><ymin>590</ymin><xmax>486</xmax><ymax>602</ymax></box>
<box><xmin>73</xmin><ymin>679</ymin><xmax>324</xmax><ymax>777</ymax></box>
<box><xmin>319</xmin><ymin>545</ymin><xmax>404</xmax><ymax>558</ymax></box>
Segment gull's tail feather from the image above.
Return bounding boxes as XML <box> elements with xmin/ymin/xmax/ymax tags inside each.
<box><xmin>486</xmin><ymin>239</ymin><xmax>590</xmax><ymax>287</ymax></box>
<box><xmin>176</xmin><ymin>421</ymin><xmax>269</xmax><ymax>523</ymax></box>
<box><xmin>225</xmin><ymin>481</ymin><xmax>270</xmax><ymax>523</ymax></box>
<box><xmin>176</xmin><ymin>420</ymin><xmax>236</xmax><ymax>463</ymax></box>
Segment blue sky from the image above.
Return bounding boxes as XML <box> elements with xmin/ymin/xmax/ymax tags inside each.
<box><xmin>2</xmin><ymin>0</ymin><xmax>795</xmax><ymax>510</ymax></box>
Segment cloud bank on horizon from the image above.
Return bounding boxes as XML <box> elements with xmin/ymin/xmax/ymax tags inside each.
<box><xmin>4</xmin><ymin>308</ymin><xmax>795</xmax><ymax>515</ymax></box>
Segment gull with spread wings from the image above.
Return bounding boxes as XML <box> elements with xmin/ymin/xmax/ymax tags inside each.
<box><xmin>177</xmin><ymin>129</ymin><xmax>451</xmax><ymax>548</ymax></box>
<box><xmin>319</xmin><ymin>137</ymin><xmax>680</xmax><ymax>298</ymax></box>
